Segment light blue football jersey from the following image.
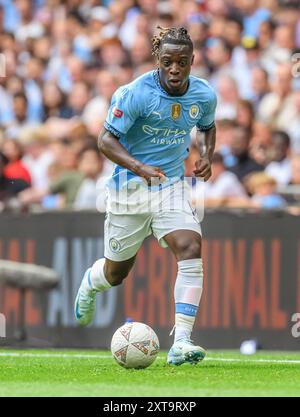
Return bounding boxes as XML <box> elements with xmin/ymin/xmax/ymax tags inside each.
<box><xmin>104</xmin><ymin>69</ymin><xmax>217</xmax><ymax>189</ymax></box>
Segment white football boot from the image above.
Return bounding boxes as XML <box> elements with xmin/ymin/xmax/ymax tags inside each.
<box><xmin>74</xmin><ymin>268</ymin><xmax>97</xmax><ymax>326</ymax></box>
<box><xmin>167</xmin><ymin>339</ymin><xmax>206</xmax><ymax>366</ymax></box>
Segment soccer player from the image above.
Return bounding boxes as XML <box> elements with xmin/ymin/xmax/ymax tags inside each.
<box><xmin>75</xmin><ymin>27</ymin><xmax>217</xmax><ymax>365</ymax></box>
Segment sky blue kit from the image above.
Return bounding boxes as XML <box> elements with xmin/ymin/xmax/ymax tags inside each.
<box><xmin>104</xmin><ymin>69</ymin><xmax>217</xmax><ymax>189</ymax></box>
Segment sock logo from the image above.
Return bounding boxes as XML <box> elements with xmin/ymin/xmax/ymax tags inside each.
<box><xmin>176</xmin><ymin>303</ymin><xmax>198</xmax><ymax>317</ymax></box>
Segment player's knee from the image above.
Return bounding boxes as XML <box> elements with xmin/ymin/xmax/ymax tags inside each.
<box><xmin>105</xmin><ymin>268</ymin><xmax>129</xmax><ymax>286</ymax></box>
<box><xmin>176</xmin><ymin>238</ymin><xmax>201</xmax><ymax>260</ymax></box>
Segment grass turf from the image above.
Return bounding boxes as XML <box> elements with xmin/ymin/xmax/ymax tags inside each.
<box><xmin>1</xmin><ymin>349</ymin><xmax>300</xmax><ymax>397</ymax></box>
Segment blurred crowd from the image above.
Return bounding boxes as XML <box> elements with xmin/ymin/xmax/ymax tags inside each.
<box><xmin>0</xmin><ymin>0</ymin><xmax>300</xmax><ymax>213</ymax></box>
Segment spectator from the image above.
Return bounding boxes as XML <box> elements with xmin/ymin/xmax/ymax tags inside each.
<box><xmin>42</xmin><ymin>82</ymin><xmax>71</xmax><ymax>120</ymax></box>
<box><xmin>1</xmin><ymin>138</ymin><xmax>31</xmax><ymax>184</ymax></box>
<box><xmin>66</xmin><ymin>11</ymin><xmax>92</xmax><ymax>64</ymax></box>
<box><xmin>82</xmin><ymin>70</ymin><xmax>118</xmax><ymax>136</ymax></box>
<box><xmin>258</xmin><ymin>63</ymin><xmax>297</xmax><ymax>131</ymax></box>
<box><xmin>215</xmin><ymin>75</ymin><xmax>239</xmax><ymax>120</ymax></box>
<box><xmin>261</xmin><ymin>23</ymin><xmax>295</xmax><ymax>75</ymax></box>
<box><xmin>234</xmin><ymin>36</ymin><xmax>262</xmax><ymax>99</ymax></box>
<box><xmin>5</xmin><ymin>92</ymin><xmax>37</xmax><ymax>138</ymax></box>
<box><xmin>247</xmin><ymin>172</ymin><xmax>287</xmax><ymax>209</ymax></box>
<box><xmin>100</xmin><ymin>37</ymin><xmax>129</xmax><ymax>68</ymax></box>
<box><xmin>203</xmin><ymin>152</ymin><xmax>248</xmax><ymax>207</ymax></box>
<box><xmin>258</xmin><ymin>19</ymin><xmax>276</xmax><ymax>51</ymax></box>
<box><xmin>285</xmin><ymin>155</ymin><xmax>300</xmax><ymax>206</ymax></box>
<box><xmin>236</xmin><ymin>99</ymin><xmax>255</xmax><ymax>132</ymax></box>
<box><xmin>0</xmin><ymin>151</ymin><xmax>30</xmax><ymax>210</ymax></box>
<box><xmin>214</xmin><ymin>119</ymin><xmax>238</xmax><ymax>168</ymax></box>
<box><xmin>46</xmin><ymin>148</ymin><xmax>82</xmax><ymax>208</ymax></box>
<box><xmin>250</xmin><ymin>66</ymin><xmax>270</xmax><ymax>110</ymax></box>
<box><xmin>130</xmin><ymin>34</ymin><xmax>153</xmax><ymax>67</ymax></box>
<box><xmin>265</xmin><ymin>130</ymin><xmax>291</xmax><ymax>186</ymax></box>
<box><xmin>286</xmin><ymin>90</ymin><xmax>300</xmax><ymax>154</ymax></box>
<box><xmin>249</xmin><ymin>120</ymin><xmax>272</xmax><ymax>166</ymax></box>
<box><xmin>23</xmin><ymin>57</ymin><xmax>44</xmax><ymax>122</ymax></box>
<box><xmin>15</xmin><ymin>0</ymin><xmax>44</xmax><ymax>44</ymax></box>
<box><xmin>291</xmin><ymin>155</ymin><xmax>300</xmax><ymax>187</ymax></box>
<box><xmin>74</xmin><ymin>146</ymin><xmax>107</xmax><ymax>210</ymax></box>
<box><xmin>206</xmin><ymin>37</ymin><xmax>234</xmax><ymax>89</ymax></box>
<box><xmin>229</xmin><ymin>126</ymin><xmax>264</xmax><ymax>182</ymax></box>
<box><xmin>67</xmin><ymin>81</ymin><xmax>91</xmax><ymax>118</ymax></box>
<box><xmin>235</xmin><ymin>0</ymin><xmax>271</xmax><ymax>38</ymax></box>
<box><xmin>20</xmin><ymin>126</ymin><xmax>55</xmax><ymax>191</ymax></box>
<box><xmin>223</xmin><ymin>16</ymin><xmax>243</xmax><ymax>49</ymax></box>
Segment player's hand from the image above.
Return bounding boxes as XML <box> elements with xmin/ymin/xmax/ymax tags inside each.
<box><xmin>193</xmin><ymin>158</ymin><xmax>212</xmax><ymax>181</ymax></box>
<box><xmin>135</xmin><ymin>163</ymin><xmax>166</xmax><ymax>186</ymax></box>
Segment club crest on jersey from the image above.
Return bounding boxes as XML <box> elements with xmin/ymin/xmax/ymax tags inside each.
<box><xmin>109</xmin><ymin>238</ymin><xmax>121</xmax><ymax>252</ymax></box>
<box><xmin>171</xmin><ymin>104</ymin><xmax>181</xmax><ymax>120</ymax></box>
<box><xmin>112</xmin><ymin>107</ymin><xmax>123</xmax><ymax>118</ymax></box>
<box><xmin>189</xmin><ymin>105</ymin><xmax>199</xmax><ymax>119</ymax></box>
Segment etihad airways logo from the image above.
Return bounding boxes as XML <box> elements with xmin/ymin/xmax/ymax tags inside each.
<box><xmin>142</xmin><ymin>125</ymin><xmax>187</xmax><ymax>137</ymax></box>
<box><xmin>150</xmin><ymin>137</ymin><xmax>185</xmax><ymax>144</ymax></box>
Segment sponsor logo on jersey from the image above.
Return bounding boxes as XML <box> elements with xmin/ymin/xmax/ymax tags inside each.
<box><xmin>189</xmin><ymin>105</ymin><xmax>199</xmax><ymax>119</ymax></box>
<box><xmin>142</xmin><ymin>125</ymin><xmax>187</xmax><ymax>137</ymax></box>
<box><xmin>150</xmin><ymin>137</ymin><xmax>185</xmax><ymax>145</ymax></box>
<box><xmin>112</xmin><ymin>107</ymin><xmax>123</xmax><ymax>118</ymax></box>
<box><xmin>171</xmin><ymin>103</ymin><xmax>181</xmax><ymax>120</ymax></box>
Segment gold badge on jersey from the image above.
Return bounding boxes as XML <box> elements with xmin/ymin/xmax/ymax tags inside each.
<box><xmin>171</xmin><ymin>104</ymin><xmax>181</xmax><ymax>120</ymax></box>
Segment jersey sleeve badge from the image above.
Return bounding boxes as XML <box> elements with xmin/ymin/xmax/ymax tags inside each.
<box><xmin>112</xmin><ymin>107</ymin><xmax>123</xmax><ymax>118</ymax></box>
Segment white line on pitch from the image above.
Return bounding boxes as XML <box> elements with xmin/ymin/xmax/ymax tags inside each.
<box><xmin>205</xmin><ymin>357</ymin><xmax>300</xmax><ymax>364</ymax></box>
<box><xmin>0</xmin><ymin>353</ymin><xmax>111</xmax><ymax>359</ymax></box>
<box><xmin>1</xmin><ymin>352</ymin><xmax>300</xmax><ymax>364</ymax></box>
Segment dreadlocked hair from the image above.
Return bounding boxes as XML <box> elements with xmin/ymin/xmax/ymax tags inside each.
<box><xmin>151</xmin><ymin>26</ymin><xmax>193</xmax><ymax>57</ymax></box>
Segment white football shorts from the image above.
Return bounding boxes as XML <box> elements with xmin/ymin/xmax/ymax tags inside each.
<box><xmin>104</xmin><ymin>179</ymin><xmax>202</xmax><ymax>261</ymax></box>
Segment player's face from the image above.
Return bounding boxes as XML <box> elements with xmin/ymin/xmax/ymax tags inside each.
<box><xmin>158</xmin><ymin>43</ymin><xmax>194</xmax><ymax>96</ymax></box>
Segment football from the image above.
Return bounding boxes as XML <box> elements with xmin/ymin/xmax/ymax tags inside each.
<box><xmin>111</xmin><ymin>322</ymin><xmax>160</xmax><ymax>369</ymax></box>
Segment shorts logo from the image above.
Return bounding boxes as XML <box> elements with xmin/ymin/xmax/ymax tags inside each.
<box><xmin>109</xmin><ymin>238</ymin><xmax>121</xmax><ymax>252</ymax></box>
<box><xmin>112</xmin><ymin>107</ymin><xmax>123</xmax><ymax>118</ymax></box>
<box><xmin>171</xmin><ymin>104</ymin><xmax>181</xmax><ymax>120</ymax></box>
<box><xmin>189</xmin><ymin>105</ymin><xmax>199</xmax><ymax>119</ymax></box>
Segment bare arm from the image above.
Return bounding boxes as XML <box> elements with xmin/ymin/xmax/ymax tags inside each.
<box><xmin>193</xmin><ymin>125</ymin><xmax>216</xmax><ymax>181</ymax></box>
<box><xmin>98</xmin><ymin>128</ymin><xmax>166</xmax><ymax>185</ymax></box>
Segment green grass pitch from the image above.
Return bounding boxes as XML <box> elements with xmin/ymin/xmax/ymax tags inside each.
<box><xmin>1</xmin><ymin>349</ymin><xmax>300</xmax><ymax>397</ymax></box>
